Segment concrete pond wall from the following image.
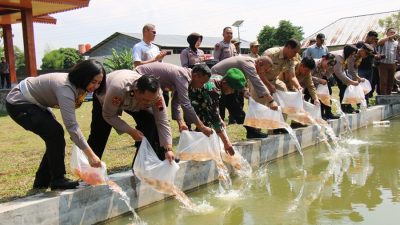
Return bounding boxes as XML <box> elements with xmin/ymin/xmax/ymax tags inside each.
<box><xmin>1</xmin><ymin>103</ymin><xmax>400</xmax><ymax>225</ymax></box>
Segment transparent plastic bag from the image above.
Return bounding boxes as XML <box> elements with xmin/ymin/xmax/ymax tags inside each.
<box><xmin>176</xmin><ymin>131</ymin><xmax>222</xmax><ymax>162</ymax></box>
<box><xmin>316</xmin><ymin>84</ymin><xmax>331</xmax><ymax>106</ymax></box>
<box><xmin>133</xmin><ymin>138</ymin><xmax>179</xmax><ymax>184</ymax></box>
<box><xmin>342</xmin><ymin>85</ymin><xmax>365</xmax><ymax>105</ymax></box>
<box><xmin>273</xmin><ymin>90</ymin><xmax>304</xmax><ymax>114</ymax></box>
<box><xmin>359</xmin><ymin>80</ymin><xmax>372</xmax><ymax>95</ymax></box>
<box><xmin>244</xmin><ymin>97</ymin><xmax>286</xmax><ymax>129</ymax></box>
<box><xmin>70</xmin><ymin>145</ymin><xmax>108</xmax><ymax>185</ymax></box>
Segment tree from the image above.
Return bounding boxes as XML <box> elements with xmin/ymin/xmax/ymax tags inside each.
<box><xmin>0</xmin><ymin>45</ymin><xmax>25</xmax><ymax>70</ymax></box>
<box><xmin>257</xmin><ymin>20</ymin><xmax>304</xmax><ymax>53</ymax></box>
<box><xmin>379</xmin><ymin>12</ymin><xmax>400</xmax><ymax>33</ymax></box>
<box><xmin>103</xmin><ymin>48</ymin><xmax>133</xmax><ymax>72</ymax></box>
<box><xmin>41</xmin><ymin>48</ymin><xmax>82</xmax><ymax>70</ymax></box>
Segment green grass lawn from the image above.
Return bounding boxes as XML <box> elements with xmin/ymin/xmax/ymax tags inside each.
<box><xmin>0</xmin><ymin>86</ymin><xmax>374</xmax><ymax>203</ymax></box>
<box><xmin>0</xmin><ymin>100</ymin><xmax>247</xmax><ymax>203</ymax></box>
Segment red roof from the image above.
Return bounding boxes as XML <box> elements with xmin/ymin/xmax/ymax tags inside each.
<box><xmin>0</xmin><ymin>0</ymin><xmax>90</xmax><ymax>25</ymax></box>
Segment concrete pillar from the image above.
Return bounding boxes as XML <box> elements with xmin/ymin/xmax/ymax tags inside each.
<box><xmin>2</xmin><ymin>24</ymin><xmax>17</xmax><ymax>84</ymax></box>
<box><xmin>21</xmin><ymin>8</ymin><xmax>37</xmax><ymax>77</ymax></box>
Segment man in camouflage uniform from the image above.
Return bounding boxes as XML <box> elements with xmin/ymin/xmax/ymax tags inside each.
<box><xmin>188</xmin><ymin>68</ymin><xmax>247</xmax><ymax>155</ymax></box>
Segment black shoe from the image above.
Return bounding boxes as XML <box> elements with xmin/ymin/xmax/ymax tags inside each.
<box><xmin>246</xmin><ymin>129</ymin><xmax>268</xmax><ymax>139</ymax></box>
<box><xmin>290</xmin><ymin>122</ymin><xmax>307</xmax><ymax>129</ymax></box>
<box><xmin>33</xmin><ymin>176</ymin><xmax>51</xmax><ymax>189</ymax></box>
<box><xmin>50</xmin><ymin>177</ymin><xmax>79</xmax><ymax>190</ymax></box>
<box><xmin>272</xmin><ymin>128</ymin><xmax>288</xmax><ymax>135</ymax></box>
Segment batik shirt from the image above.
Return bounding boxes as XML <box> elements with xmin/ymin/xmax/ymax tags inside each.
<box><xmin>188</xmin><ymin>75</ymin><xmax>223</xmax><ymax>132</ymax></box>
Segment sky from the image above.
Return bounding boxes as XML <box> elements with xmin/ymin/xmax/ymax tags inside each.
<box><xmin>8</xmin><ymin>0</ymin><xmax>400</xmax><ymax>67</ymax></box>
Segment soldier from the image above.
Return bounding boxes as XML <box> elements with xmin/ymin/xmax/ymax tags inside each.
<box><xmin>211</xmin><ymin>55</ymin><xmax>278</xmax><ymax>138</ymax></box>
<box><xmin>249</xmin><ymin>41</ymin><xmax>260</xmax><ymax>59</ymax></box>
<box><xmin>87</xmin><ymin>70</ymin><xmax>175</xmax><ymax>165</ymax></box>
<box><xmin>261</xmin><ymin>39</ymin><xmax>302</xmax><ymax>93</ymax></box>
<box><xmin>136</xmin><ymin>63</ymin><xmax>213</xmax><ymax>136</ymax></box>
<box><xmin>188</xmin><ymin>68</ymin><xmax>248</xmax><ymax>155</ymax></box>
<box><xmin>213</xmin><ymin>27</ymin><xmax>238</xmax><ymax>62</ymax></box>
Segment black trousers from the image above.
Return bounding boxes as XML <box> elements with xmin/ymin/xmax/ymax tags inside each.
<box><xmin>371</xmin><ymin>66</ymin><xmax>380</xmax><ymax>96</ymax></box>
<box><xmin>6</xmin><ymin>102</ymin><xmax>66</xmax><ymax>181</ymax></box>
<box><xmin>0</xmin><ymin>72</ymin><xmax>11</xmax><ymax>89</ymax></box>
<box><xmin>219</xmin><ymin>91</ymin><xmax>245</xmax><ymax>122</ymax></box>
<box><xmin>221</xmin><ymin>93</ymin><xmax>246</xmax><ymax>124</ymax></box>
<box><xmin>87</xmin><ymin>95</ymin><xmax>165</xmax><ymax>163</ymax></box>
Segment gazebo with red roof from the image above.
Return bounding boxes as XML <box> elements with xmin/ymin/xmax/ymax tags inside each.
<box><xmin>0</xmin><ymin>0</ymin><xmax>90</xmax><ymax>85</ymax></box>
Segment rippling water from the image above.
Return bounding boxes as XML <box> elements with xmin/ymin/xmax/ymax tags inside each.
<box><xmin>106</xmin><ymin>116</ymin><xmax>400</xmax><ymax>225</ymax></box>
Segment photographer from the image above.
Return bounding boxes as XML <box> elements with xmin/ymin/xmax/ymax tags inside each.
<box><xmin>376</xmin><ymin>28</ymin><xmax>400</xmax><ymax>95</ymax></box>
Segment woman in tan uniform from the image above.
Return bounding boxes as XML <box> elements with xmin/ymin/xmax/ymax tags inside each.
<box><xmin>6</xmin><ymin>60</ymin><xmax>105</xmax><ymax>190</ymax></box>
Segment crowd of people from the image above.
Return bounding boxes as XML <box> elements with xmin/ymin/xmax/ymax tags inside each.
<box><xmin>5</xmin><ymin>23</ymin><xmax>400</xmax><ymax>190</ymax></box>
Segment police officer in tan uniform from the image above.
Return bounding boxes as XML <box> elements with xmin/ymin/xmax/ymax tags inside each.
<box><xmin>279</xmin><ymin>56</ymin><xmax>320</xmax><ymax>105</ymax></box>
<box><xmin>262</xmin><ymin>39</ymin><xmax>302</xmax><ymax>93</ymax></box>
<box><xmin>213</xmin><ymin>27</ymin><xmax>238</xmax><ymax>62</ymax></box>
<box><xmin>214</xmin><ymin>26</ymin><xmax>239</xmax><ymax>124</ymax></box>
<box><xmin>88</xmin><ymin>70</ymin><xmax>175</xmax><ymax>165</ymax></box>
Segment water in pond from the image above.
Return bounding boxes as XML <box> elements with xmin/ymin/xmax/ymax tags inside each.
<box><xmin>106</xmin><ymin>117</ymin><xmax>400</xmax><ymax>225</ymax></box>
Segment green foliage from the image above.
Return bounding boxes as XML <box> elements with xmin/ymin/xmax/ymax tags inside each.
<box><xmin>0</xmin><ymin>45</ymin><xmax>25</xmax><ymax>71</ymax></box>
<box><xmin>257</xmin><ymin>20</ymin><xmax>304</xmax><ymax>53</ymax></box>
<box><xmin>14</xmin><ymin>46</ymin><xmax>25</xmax><ymax>69</ymax></box>
<box><xmin>378</xmin><ymin>12</ymin><xmax>400</xmax><ymax>33</ymax></box>
<box><xmin>103</xmin><ymin>48</ymin><xmax>133</xmax><ymax>72</ymax></box>
<box><xmin>41</xmin><ymin>48</ymin><xmax>82</xmax><ymax>70</ymax></box>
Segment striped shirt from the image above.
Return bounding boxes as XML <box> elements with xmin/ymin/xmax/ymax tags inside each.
<box><xmin>378</xmin><ymin>39</ymin><xmax>399</xmax><ymax>64</ymax></box>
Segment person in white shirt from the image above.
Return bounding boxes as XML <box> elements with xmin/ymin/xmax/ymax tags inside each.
<box><xmin>132</xmin><ymin>24</ymin><xmax>167</xmax><ymax>67</ymax></box>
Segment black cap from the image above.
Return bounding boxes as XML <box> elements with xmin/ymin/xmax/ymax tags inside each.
<box><xmin>316</xmin><ymin>33</ymin><xmax>326</xmax><ymax>40</ymax></box>
<box><xmin>361</xmin><ymin>43</ymin><xmax>374</xmax><ymax>53</ymax></box>
<box><xmin>367</xmin><ymin>30</ymin><xmax>378</xmax><ymax>38</ymax></box>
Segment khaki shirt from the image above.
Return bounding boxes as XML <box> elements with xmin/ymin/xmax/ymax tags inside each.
<box><xmin>96</xmin><ymin>69</ymin><xmax>172</xmax><ymax>146</ymax></box>
<box><xmin>262</xmin><ymin>47</ymin><xmax>295</xmax><ymax>81</ymax></box>
<box><xmin>213</xmin><ymin>41</ymin><xmax>238</xmax><ymax>61</ymax></box>
<box><xmin>294</xmin><ymin>60</ymin><xmax>318</xmax><ymax>100</ymax></box>
<box><xmin>136</xmin><ymin>63</ymin><xmax>200</xmax><ymax>124</ymax></box>
<box><xmin>210</xmin><ymin>55</ymin><xmax>270</xmax><ymax>98</ymax></box>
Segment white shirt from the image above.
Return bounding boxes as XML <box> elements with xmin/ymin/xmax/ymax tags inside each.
<box><xmin>132</xmin><ymin>41</ymin><xmax>160</xmax><ymax>62</ymax></box>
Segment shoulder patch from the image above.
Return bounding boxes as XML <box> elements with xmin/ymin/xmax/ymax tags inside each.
<box><xmin>156</xmin><ymin>96</ymin><xmax>164</xmax><ymax>111</ymax></box>
<box><xmin>214</xmin><ymin>43</ymin><xmax>220</xmax><ymax>50</ymax></box>
<box><xmin>112</xmin><ymin>96</ymin><xmax>122</xmax><ymax>106</ymax></box>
